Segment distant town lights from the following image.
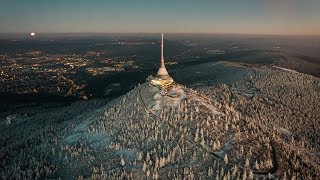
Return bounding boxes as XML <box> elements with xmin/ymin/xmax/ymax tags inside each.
<box><xmin>30</xmin><ymin>32</ymin><xmax>36</xmax><ymax>36</ymax></box>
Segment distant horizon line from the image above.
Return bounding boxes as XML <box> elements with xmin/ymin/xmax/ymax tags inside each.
<box><xmin>0</xmin><ymin>32</ymin><xmax>319</xmax><ymax>37</ymax></box>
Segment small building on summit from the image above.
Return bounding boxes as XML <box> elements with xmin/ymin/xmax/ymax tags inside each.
<box><xmin>150</xmin><ymin>34</ymin><xmax>174</xmax><ymax>87</ymax></box>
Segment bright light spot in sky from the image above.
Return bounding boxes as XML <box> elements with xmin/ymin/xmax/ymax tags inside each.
<box><xmin>30</xmin><ymin>32</ymin><xmax>35</xmax><ymax>36</ymax></box>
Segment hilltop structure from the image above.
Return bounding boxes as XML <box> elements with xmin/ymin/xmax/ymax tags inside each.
<box><xmin>150</xmin><ymin>34</ymin><xmax>174</xmax><ymax>87</ymax></box>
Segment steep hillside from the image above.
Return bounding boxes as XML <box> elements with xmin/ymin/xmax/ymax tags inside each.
<box><xmin>1</xmin><ymin>61</ymin><xmax>319</xmax><ymax>179</ymax></box>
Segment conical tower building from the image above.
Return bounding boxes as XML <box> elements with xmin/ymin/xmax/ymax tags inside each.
<box><xmin>150</xmin><ymin>34</ymin><xmax>174</xmax><ymax>87</ymax></box>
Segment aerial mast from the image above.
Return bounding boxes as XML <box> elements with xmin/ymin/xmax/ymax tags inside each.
<box><xmin>161</xmin><ymin>34</ymin><xmax>164</xmax><ymax>62</ymax></box>
<box><xmin>150</xmin><ymin>34</ymin><xmax>174</xmax><ymax>87</ymax></box>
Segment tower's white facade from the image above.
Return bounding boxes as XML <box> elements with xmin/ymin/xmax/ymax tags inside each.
<box><xmin>150</xmin><ymin>34</ymin><xmax>174</xmax><ymax>87</ymax></box>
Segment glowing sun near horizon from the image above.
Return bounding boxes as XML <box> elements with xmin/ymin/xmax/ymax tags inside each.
<box><xmin>30</xmin><ymin>32</ymin><xmax>35</xmax><ymax>36</ymax></box>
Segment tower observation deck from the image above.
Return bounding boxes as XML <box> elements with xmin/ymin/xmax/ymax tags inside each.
<box><xmin>150</xmin><ymin>34</ymin><xmax>174</xmax><ymax>87</ymax></box>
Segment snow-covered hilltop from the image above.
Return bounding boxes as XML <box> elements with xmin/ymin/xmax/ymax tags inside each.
<box><xmin>1</xmin><ymin>61</ymin><xmax>319</xmax><ymax>179</ymax></box>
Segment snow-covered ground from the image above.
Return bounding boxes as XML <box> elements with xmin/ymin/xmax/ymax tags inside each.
<box><xmin>1</xmin><ymin>61</ymin><xmax>319</xmax><ymax>179</ymax></box>
<box><xmin>273</xmin><ymin>66</ymin><xmax>299</xmax><ymax>73</ymax></box>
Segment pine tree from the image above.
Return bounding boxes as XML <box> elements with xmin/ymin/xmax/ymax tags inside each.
<box><xmin>248</xmin><ymin>170</ymin><xmax>254</xmax><ymax>180</ymax></box>
<box><xmin>254</xmin><ymin>160</ymin><xmax>260</xmax><ymax>170</ymax></box>
<box><xmin>224</xmin><ymin>154</ymin><xmax>228</xmax><ymax>164</ymax></box>
<box><xmin>120</xmin><ymin>156</ymin><xmax>125</xmax><ymax>167</ymax></box>
<box><xmin>194</xmin><ymin>128</ymin><xmax>199</xmax><ymax>142</ymax></box>
<box><xmin>142</xmin><ymin>161</ymin><xmax>147</xmax><ymax>172</ymax></box>
<box><xmin>245</xmin><ymin>158</ymin><xmax>250</xmax><ymax>167</ymax></box>
<box><xmin>242</xmin><ymin>171</ymin><xmax>247</xmax><ymax>180</ymax></box>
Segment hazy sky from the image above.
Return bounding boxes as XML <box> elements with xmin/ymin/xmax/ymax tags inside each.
<box><xmin>0</xmin><ymin>0</ymin><xmax>319</xmax><ymax>35</ymax></box>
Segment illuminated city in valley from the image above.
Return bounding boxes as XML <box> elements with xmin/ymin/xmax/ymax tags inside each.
<box><xmin>0</xmin><ymin>1</ymin><xmax>319</xmax><ymax>179</ymax></box>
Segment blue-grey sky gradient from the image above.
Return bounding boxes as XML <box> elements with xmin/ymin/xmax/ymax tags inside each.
<box><xmin>0</xmin><ymin>0</ymin><xmax>319</xmax><ymax>35</ymax></box>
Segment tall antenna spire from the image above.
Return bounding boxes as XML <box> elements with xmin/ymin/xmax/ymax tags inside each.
<box><xmin>161</xmin><ymin>33</ymin><xmax>164</xmax><ymax>61</ymax></box>
<box><xmin>150</xmin><ymin>33</ymin><xmax>174</xmax><ymax>87</ymax></box>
